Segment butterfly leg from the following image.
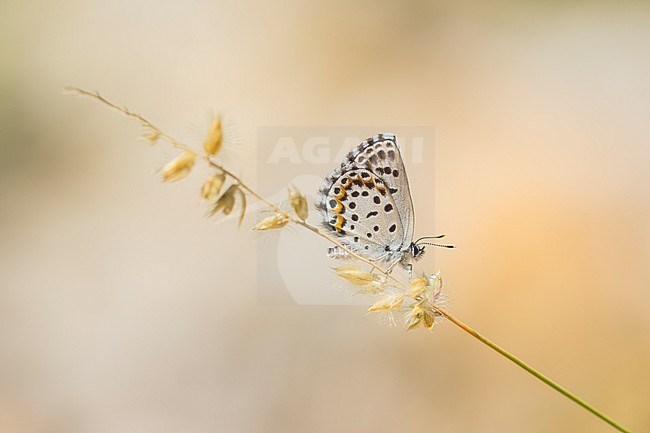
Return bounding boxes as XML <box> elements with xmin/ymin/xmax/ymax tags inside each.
<box><xmin>386</xmin><ymin>261</ymin><xmax>399</xmax><ymax>274</ymax></box>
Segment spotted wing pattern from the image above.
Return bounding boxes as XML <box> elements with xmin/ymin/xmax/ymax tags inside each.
<box><xmin>316</xmin><ymin>133</ymin><xmax>415</xmax><ymax>265</ymax></box>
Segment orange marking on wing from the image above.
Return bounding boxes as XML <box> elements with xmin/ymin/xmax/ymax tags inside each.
<box><xmin>334</xmin><ymin>214</ymin><xmax>346</xmax><ymax>230</ymax></box>
<box><xmin>335</xmin><ymin>184</ymin><xmax>347</xmax><ymax>200</ymax></box>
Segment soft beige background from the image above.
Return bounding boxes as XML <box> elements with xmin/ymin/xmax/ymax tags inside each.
<box><xmin>1</xmin><ymin>1</ymin><xmax>649</xmax><ymax>432</ymax></box>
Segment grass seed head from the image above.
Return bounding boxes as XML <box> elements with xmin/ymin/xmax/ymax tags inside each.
<box><xmin>409</xmin><ymin>276</ymin><xmax>429</xmax><ymax>298</ymax></box>
<box><xmin>406</xmin><ymin>304</ymin><xmax>424</xmax><ymax>330</ymax></box>
<box><xmin>251</xmin><ymin>213</ymin><xmax>289</xmax><ymax>231</ymax></box>
<box><xmin>142</xmin><ymin>128</ymin><xmax>161</xmax><ymax>144</ymax></box>
<box><xmin>288</xmin><ymin>185</ymin><xmax>308</xmax><ymax>221</ymax></box>
<box><xmin>203</xmin><ymin>116</ymin><xmax>223</xmax><ymax>156</ymax></box>
<box><xmin>209</xmin><ymin>184</ymin><xmax>238</xmax><ymax>216</ymax></box>
<box><xmin>162</xmin><ymin>150</ymin><xmax>196</xmax><ymax>182</ymax></box>
<box><xmin>200</xmin><ymin>172</ymin><xmax>226</xmax><ymax>200</ymax></box>
<box><xmin>368</xmin><ymin>294</ymin><xmax>404</xmax><ymax>313</ymax></box>
<box><xmin>333</xmin><ymin>265</ymin><xmax>386</xmax><ymax>290</ymax></box>
<box><xmin>422</xmin><ymin>308</ymin><xmax>436</xmax><ymax>331</ymax></box>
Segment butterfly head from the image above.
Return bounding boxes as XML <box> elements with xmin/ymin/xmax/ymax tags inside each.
<box><xmin>408</xmin><ymin>242</ymin><xmax>427</xmax><ymax>261</ymax></box>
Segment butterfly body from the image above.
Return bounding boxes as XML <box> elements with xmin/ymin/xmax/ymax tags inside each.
<box><xmin>317</xmin><ymin>133</ymin><xmax>426</xmax><ymax>272</ymax></box>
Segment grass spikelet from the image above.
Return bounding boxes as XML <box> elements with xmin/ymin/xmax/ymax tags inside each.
<box><xmin>235</xmin><ymin>187</ymin><xmax>246</xmax><ymax>228</ymax></box>
<box><xmin>405</xmin><ymin>304</ymin><xmax>424</xmax><ymax>330</ymax></box>
<box><xmin>142</xmin><ymin>127</ymin><xmax>160</xmax><ymax>144</ymax></box>
<box><xmin>333</xmin><ymin>264</ymin><xmax>386</xmax><ymax>290</ymax></box>
<box><xmin>422</xmin><ymin>308</ymin><xmax>436</xmax><ymax>331</ymax></box>
<box><xmin>162</xmin><ymin>150</ymin><xmax>196</xmax><ymax>182</ymax></box>
<box><xmin>251</xmin><ymin>213</ymin><xmax>288</xmax><ymax>231</ymax></box>
<box><xmin>200</xmin><ymin>172</ymin><xmax>226</xmax><ymax>200</ymax></box>
<box><xmin>288</xmin><ymin>185</ymin><xmax>308</xmax><ymax>221</ymax></box>
<box><xmin>409</xmin><ymin>276</ymin><xmax>429</xmax><ymax>298</ymax></box>
<box><xmin>368</xmin><ymin>294</ymin><xmax>404</xmax><ymax>313</ymax></box>
<box><xmin>203</xmin><ymin>115</ymin><xmax>223</xmax><ymax>156</ymax></box>
<box><xmin>209</xmin><ymin>184</ymin><xmax>238</xmax><ymax>216</ymax></box>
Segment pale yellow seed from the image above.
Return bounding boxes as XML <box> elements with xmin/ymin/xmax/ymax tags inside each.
<box><xmin>409</xmin><ymin>277</ymin><xmax>428</xmax><ymax>298</ymax></box>
<box><xmin>143</xmin><ymin>129</ymin><xmax>160</xmax><ymax>144</ymax></box>
<box><xmin>333</xmin><ymin>265</ymin><xmax>384</xmax><ymax>288</ymax></box>
<box><xmin>406</xmin><ymin>304</ymin><xmax>424</xmax><ymax>330</ymax></box>
<box><xmin>288</xmin><ymin>185</ymin><xmax>308</xmax><ymax>221</ymax></box>
<box><xmin>357</xmin><ymin>281</ymin><xmax>386</xmax><ymax>295</ymax></box>
<box><xmin>367</xmin><ymin>294</ymin><xmax>404</xmax><ymax>313</ymax></box>
<box><xmin>200</xmin><ymin>173</ymin><xmax>226</xmax><ymax>200</ymax></box>
<box><xmin>251</xmin><ymin>213</ymin><xmax>289</xmax><ymax>231</ymax></box>
<box><xmin>422</xmin><ymin>308</ymin><xmax>435</xmax><ymax>331</ymax></box>
<box><xmin>209</xmin><ymin>184</ymin><xmax>238</xmax><ymax>216</ymax></box>
<box><xmin>203</xmin><ymin>116</ymin><xmax>223</xmax><ymax>156</ymax></box>
<box><xmin>162</xmin><ymin>151</ymin><xmax>195</xmax><ymax>182</ymax></box>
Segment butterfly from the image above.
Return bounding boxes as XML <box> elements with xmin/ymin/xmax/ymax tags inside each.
<box><xmin>316</xmin><ymin>133</ymin><xmax>452</xmax><ymax>273</ymax></box>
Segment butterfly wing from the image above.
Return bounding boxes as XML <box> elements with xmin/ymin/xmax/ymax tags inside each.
<box><xmin>317</xmin><ymin>133</ymin><xmax>415</xmax><ymax>265</ymax></box>
<box><xmin>317</xmin><ymin>167</ymin><xmax>406</xmax><ymax>263</ymax></box>
<box><xmin>342</xmin><ymin>133</ymin><xmax>415</xmax><ymax>248</ymax></box>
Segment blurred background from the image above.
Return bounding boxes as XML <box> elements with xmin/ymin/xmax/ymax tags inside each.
<box><xmin>1</xmin><ymin>1</ymin><xmax>649</xmax><ymax>432</ymax></box>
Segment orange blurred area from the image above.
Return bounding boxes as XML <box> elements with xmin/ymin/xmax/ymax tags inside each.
<box><xmin>1</xmin><ymin>1</ymin><xmax>649</xmax><ymax>432</ymax></box>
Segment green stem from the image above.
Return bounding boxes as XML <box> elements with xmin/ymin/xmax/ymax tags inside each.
<box><xmin>434</xmin><ymin>308</ymin><xmax>632</xmax><ymax>433</ymax></box>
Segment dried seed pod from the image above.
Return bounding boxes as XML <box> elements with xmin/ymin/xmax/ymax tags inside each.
<box><xmin>406</xmin><ymin>304</ymin><xmax>424</xmax><ymax>330</ymax></box>
<box><xmin>203</xmin><ymin>116</ymin><xmax>223</xmax><ymax>156</ymax></box>
<box><xmin>333</xmin><ymin>265</ymin><xmax>384</xmax><ymax>288</ymax></box>
<box><xmin>409</xmin><ymin>276</ymin><xmax>429</xmax><ymax>298</ymax></box>
<box><xmin>200</xmin><ymin>172</ymin><xmax>226</xmax><ymax>200</ymax></box>
<box><xmin>251</xmin><ymin>213</ymin><xmax>289</xmax><ymax>231</ymax></box>
<box><xmin>422</xmin><ymin>308</ymin><xmax>436</xmax><ymax>331</ymax></box>
<box><xmin>367</xmin><ymin>294</ymin><xmax>404</xmax><ymax>313</ymax></box>
<box><xmin>162</xmin><ymin>151</ymin><xmax>195</xmax><ymax>182</ymax></box>
<box><xmin>209</xmin><ymin>184</ymin><xmax>238</xmax><ymax>216</ymax></box>
<box><xmin>288</xmin><ymin>185</ymin><xmax>308</xmax><ymax>221</ymax></box>
<box><xmin>142</xmin><ymin>128</ymin><xmax>160</xmax><ymax>144</ymax></box>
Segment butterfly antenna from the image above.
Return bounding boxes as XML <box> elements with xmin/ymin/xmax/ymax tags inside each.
<box><xmin>415</xmin><ymin>234</ymin><xmax>446</xmax><ymax>243</ymax></box>
<box><xmin>419</xmin><ymin>242</ymin><xmax>455</xmax><ymax>249</ymax></box>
